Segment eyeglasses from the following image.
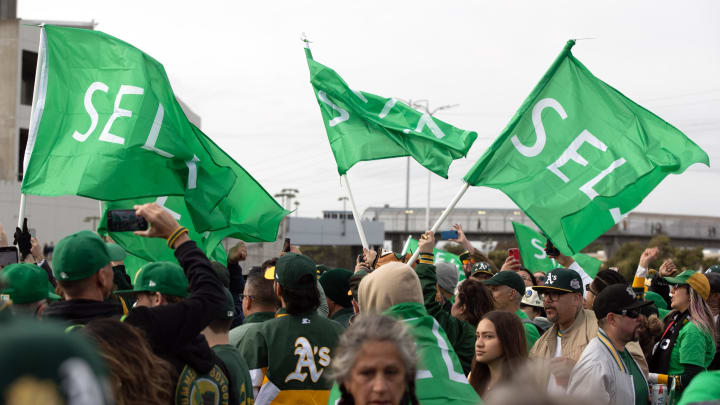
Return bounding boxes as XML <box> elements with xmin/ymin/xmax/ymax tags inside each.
<box><xmin>539</xmin><ymin>291</ymin><xmax>568</xmax><ymax>302</ymax></box>
<box><xmin>613</xmin><ymin>309</ymin><xmax>641</xmax><ymax>319</ymax></box>
<box><xmin>585</xmin><ymin>284</ymin><xmax>597</xmax><ymax>296</ymax></box>
<box><xmin>239</xmin><ymin>294</ymin><xmax>255</xmax><ymax>300</ymax></box>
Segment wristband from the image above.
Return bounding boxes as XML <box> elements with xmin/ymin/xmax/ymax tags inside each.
<box><xmin>167</xmin><ymin>227</ymin><xmax>188</xmax><ymax>248</ymax></box>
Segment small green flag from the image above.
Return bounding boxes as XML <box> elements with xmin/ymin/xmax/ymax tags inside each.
<box><xmin>512</xmin><ymin>222</ymin><xmax>601</xmax><ymax>278</ymax></box>
<box><xmin>403</xmin><ymin>237</ymin><xmax>465</xmax><ymax>281</ymax></box>
<box><xmin>305</xmin><ymin>48</ymin><xmax>477</xmax><ymax>178</ymax></box>
<box><xmin>22</xmin><ymin>25</ymin><xmax>235</xmax><ymax>232</ymax></box>
<box><xmin>465</xmin><ymin>40</ymin><xmax>709</xmax><ymax>254</ymax></box>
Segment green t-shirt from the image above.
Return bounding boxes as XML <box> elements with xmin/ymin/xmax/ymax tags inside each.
<box><xmin>620</xmin><ymin>348</ymin><xmax>649</xmax><ymax>405</ymax></box>
<box><xmin>677</xmin><ymin>370</ymin><xmax>720</xmax><ymax>405</ymax></box>
<box><xmin>516</xmin><ymin>309</ymin><xmax>540</xmax><ymax>351</ymax></box>
<box><xmin>668</xmin><ymin>321</ymin><xmax>716</xmax><ymax>375</ymax></box>
<box><xmin>212</xmin><ymin>344</ymin><xmax>254</xmax><ymax>405</ymax></box>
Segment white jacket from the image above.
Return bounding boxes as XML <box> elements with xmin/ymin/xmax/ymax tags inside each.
<box><xmin>567</xmin><ymin>329</ymin><xmax>648</xmax><ymax>405</ymax></box>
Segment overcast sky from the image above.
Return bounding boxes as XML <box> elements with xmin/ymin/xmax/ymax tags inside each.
<box><xmin>19</xmin><ymin>1</ymin><xmax>720</xmax><ymax>220</ymax></box>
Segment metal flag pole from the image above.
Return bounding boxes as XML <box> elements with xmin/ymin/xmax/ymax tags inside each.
<box><xmin>407</xmin><ymin>182</ymin><xmax>470</xmax><ymax>266</ymax></box>
<box><xmin>340</xmin><ymin>174</ymin><xmax>369</xmax><ymax>249</ymax></box>
<box><xmin>18</xmin><ymin>24</ymin><xmax>47</xmax><ymax>228</ymax></box>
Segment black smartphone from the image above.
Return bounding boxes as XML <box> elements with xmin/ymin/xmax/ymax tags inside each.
<box><xmin>282</xmin><ymin>238</ymin><xmax>291</xmax><ymax>253</ymax></box>
<box><xmin>0</xmin><ymin>246</ymin><xmax>19</xmax><ymax>267</ymax></box>
<box><xmin>107</xmin><ymin>210</ymin><xmax>149</xmax><ymax>232</ymax></box>
<box><xmin>545</xmin><ymin>239</ymin><xmax>560</xmax><ymax>257</ymax></box>
<box><xmin>438</xmin><ymin>230</ymin><xmax>459</xmax><ymax>240</ymax></box>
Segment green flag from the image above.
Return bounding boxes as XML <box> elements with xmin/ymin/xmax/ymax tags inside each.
<box><xmin>512</xmin><ymin>222</ymin><xmax>601</xmax><ymax>278</ymax></box>
<box><xmin>22</xmin><ymin>25</ymin><xmax>235</xmax><ymax>232</ymax></box>
<box><xmin>305</xmin><ymin>48</ymin><xmax>477</xmax><ymax>178</ymax></box>
<box><xmin>403</xmin><ymin>237</ymin><xmax>465</xmax><ymax>281</ymax></box>
<box><xmin>98</xmin><ymin>195</ymin><xmax>228</xmax><ymax>281</ymax></box>
<box><xmin>465</xmin><ymin>40</ymin><xmax>709</xmax><ymax>254</ymax></box>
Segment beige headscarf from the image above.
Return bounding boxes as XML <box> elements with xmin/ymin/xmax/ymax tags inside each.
<box><xmin>358</xmin><ymin>262</ymin><xmax>423</xmax><ymax>314</ymax></box>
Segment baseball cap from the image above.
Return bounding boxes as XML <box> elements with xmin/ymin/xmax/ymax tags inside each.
<box><xmin>53</xmin><ymin>231</ymin><xmax>126</xmax><ymax>281</ymax></box>
<box><xmin>117</xmin><ymin>262</ymin><xmax>189</xmax><ymax>298</ymax></box>
<box><xmin>0</xmin><ymin>263</ymin><xmax>60</xmax><ymax>304</ymax></box>
<box><xmin>470</xmin><ymin>261</ymin><xmax>495</xmax><ymax>277</ymax></box>
<box><xmin>705</xmin><ymin>272</ymin><xmax>720</xmax><ymax>294</ymax></box>
<box><xmin>319</xmin><ymin>268</ymin><xmax>353</xmax><ymax>308</ymax></box>
<box><xmin>265</xmin><ymin>253</ymin><xmax>316</xmax><ymax>290</ymax></box>
<box><xmin>533</xmin><ymin>268</ymin><xmax>583</xmax><ymax>294</ymax></box>
<box><xmin>521</xmin><ymin>287</ymin><xmax>544</xmax><ymax>308</ymax></box>
<box><xmin>347</xmin><ymin>269</ymin><xmax>368</xmax><ymax>301</ymax></box>
<box><xmin>644</xmin><ymin>290</ymin><xmax>671</xmax><ymax>319</ymax></box>
<box><xmin>593</xmin><ymin>283</ymin><xmax>653</xmax><ymax>320</ymax></box>
<box><xmin>705</xmin><ymin>264</ymin><xmax>720</xmax><ymax>274</ymax></box>
<box><xmin>436</xmin><ymin>262</ymin><xmax>459</xmax><ymax>293</ymax></box>
<box><xmin>483</xmin><ymin>271</ymin><xmax>526</xmax><ymax>296</ymax></box>
<box><xmin>217</xmin><ymin>288</ymin><xmax>235</xmax><ymax>320</ymax></box>
<box><xmin>664</xmin><ymin>270</ymin><xmax>710</xmax><ymax>300</ymax></box>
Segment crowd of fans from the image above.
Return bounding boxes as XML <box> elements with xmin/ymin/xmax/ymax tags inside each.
<box><xmin>1</xmin><ymin>208</ymin><xmax>720</xmax><ymax>404</ymax></box>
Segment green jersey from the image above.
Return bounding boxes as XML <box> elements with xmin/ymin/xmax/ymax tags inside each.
<box><xmin>677</xmin><ymin>370</ymin><xmax>720</xmax><ymax>405</ymax></box>
<box><xmin>238</xmin><ymin>310</ymin><xmax>344</xmax><ymax>405</ymax></box>
<box><xmin>213</xmin><ymin>344</ymin><xmax>254</xmax><ymax>405</ymax></box>
<box><xmin>229</xmin><ymin>311</ymin><xmax>275</xmax><ymax>348</ymax></box>
<box><xmin>515</xmin><ymin>309</ymin><xmax>541</xmax><ymax>351</ymax></box>
<box><xmin>669</xmin><ymin>321</ymin><xmax>716</xmax><ymax>375</ymax></box>
<box><xmin>619</xmin><ymin>347</ymin><xmax>649</xmax><ymax>405</ymax></box>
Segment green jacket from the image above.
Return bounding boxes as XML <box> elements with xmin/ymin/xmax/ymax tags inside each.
<box><xmin>329</xmin><ymin>307</ymin><xmax>354</xmax><ymax>329</ymax></box>
<box><xmin>415</xmin><ymin>255</ymin><xmax>475</xmax><ymax>375</ymax></box>
<box><xmin>229</xmin><ymin>311</ymin><xmax>276</xmax><ymax>348</ymax></box>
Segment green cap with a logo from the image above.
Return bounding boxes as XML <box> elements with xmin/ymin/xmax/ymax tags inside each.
<box><xmin>265</xmin><ymin>253</ymin><xmax>317</xmax><ymax>290</ymax></box>
<box><xmin>53</xmin><ymin>231</ymin><xmax>126</xmax><ymax>282</ymax></box>
<box><xmin>0</xmin><ymin>263</ymin><xmax>60</xmax><ymax>304</ymax></box>
<box><xmin>471</xmin><ymin>261</ymin><xmax>495</xmax><ymax>277</ymax></box>
<box><xmin>483</xmin><ymin>270</ymin><xmax>526</xmax><ymax>296</ymax></box>
<box><xmin>117</xmin><ymin>262</ymin><xmax>189</xmax><ymax>298</ymax></box>
<box><xmin>533</xmin><ymin>268</ymin><xmax>583</xmax><ymax>294</ymax></box>
<box><xmin>217</xmin><ymin>288</ymin><xmax>236</xmax><ymax>320</ymax></box>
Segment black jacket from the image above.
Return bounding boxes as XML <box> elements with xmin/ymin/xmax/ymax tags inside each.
<box><xmin>43</xmin><ymin>298</ymin><xmax>123</xmax><ymax>325</ymax></box>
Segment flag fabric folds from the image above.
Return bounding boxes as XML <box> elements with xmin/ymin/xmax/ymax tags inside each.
<box><xmin>306</xmin><ymin>48</ymin><xmax>477</xmax><ymax>178</ymax></box>
<box><xmin>464</xmin><ymin>40</ymin><xmax>709</xmax><ymax>255</ymax></box>
<box><xmin>512</xmin><ymin>222</ymin><xmax>601</xmax><ymax>278</ymax></box>
<box><xmin>404</xmin><ymin>237</ymin><xmax>464</xmax><ymax>281</ymax></box>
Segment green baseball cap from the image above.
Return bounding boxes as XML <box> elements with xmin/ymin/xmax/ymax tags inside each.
<box><xmin>483</xmin><ymin>270</ymin><xmax>526</xmax><ymax>296</ymax></box>
<box><xmin>319</xmin><ymin>268</ymin><xmax>353</xmax><ymax>308</ymax></box>
<box><xmin>533</xmin><ymin>268</ymin><xmax>583</xmax><ymax>294</ymax></box>
<box><xmin>0</xmin><ymin>263</ymin><xmax>60</xmax><ymax>304</ymax></box>
<box><xmin>265</xmin><ymin>253</ymin><xmax>316</xmax><ymax>290</ymax></box>
<box><xmin>664</xmin><ymin>270</ymin><xmax>710</xmax><ymax>300</ymax></box>
<box><xmin>471</xmin><ymin>261</ymin><xmax>495</xmax><ymax>277</ymax></box>
<box><xmin>217</xmin><ymin>288</ymin><xmax>236</xmax><ymax>320</ymax></box>
<box><xmin>117</xmin><ymin>262</ymin><xmax>189</xmax><ymax>298</ymax></box>
<box><xmin>53</xmin><ymin>231</ymin><xmax>126</xmax><ymax>282</ymax></box>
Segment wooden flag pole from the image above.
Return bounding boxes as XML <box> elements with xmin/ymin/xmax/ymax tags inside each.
<box><xmin>340</xmin><ymin>174</ymin><xmax>369</xmax><ymax>249</ymax></box>
<box><xmin>407</xmin><ymin>182</ymin><xmax>470</xmax><ymax>266</ymax></box>
<box><xmin>18</xmin><ymin>25</ymin><xmax>47</xmax><ymax>228</ymax></box>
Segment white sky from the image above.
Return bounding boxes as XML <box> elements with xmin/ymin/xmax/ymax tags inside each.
<box><xmin>19</xmin><ymin>0</ymin><xmax>720</xmax><ymax>219</ymax></box>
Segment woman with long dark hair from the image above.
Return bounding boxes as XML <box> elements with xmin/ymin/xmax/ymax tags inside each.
<box><xmin>648</xmin><ymin>271</ymin><xmax>717</xmax><ymax>398</ymax></box>
<box><xmin>469</xmin><ymin>311</ymin><xmax>528</xmax><ymax>398</ymax></box>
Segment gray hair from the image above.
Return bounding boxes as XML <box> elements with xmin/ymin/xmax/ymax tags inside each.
<box><xmin>328</xmin><ymin>314</ymin><xmax>418</xmax><ymax>388</ymax></box>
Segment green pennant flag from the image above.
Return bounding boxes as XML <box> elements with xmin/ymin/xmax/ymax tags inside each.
<box><xmin>464</xmin><ymin>40</ymin><xmax>709</xmax><ymax>255</ymax></box>
<box><xmin>98</xmin><ymin>195</ymin><xmax>228</xmax><ymax>281</ymax></box>
<box><xmin>305</xmin><ymin>48</ymin><xmax>477</xmax><ymax>178</ymax></box>
<box><xmin>21</xmin><ymin>25</ymin><xmax>235</xmax><ymax>232</ymax></box>
<box><xmin>512</xmin><ymin>222</ymin><xmax>601</xmax><ymax>278</ymax></box>
<box><xmin>403</xmin><ymin>237</ymin><xmax>465</xmax><ymax>281</ymax></box>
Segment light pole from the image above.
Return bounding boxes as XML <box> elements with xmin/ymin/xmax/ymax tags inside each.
<box><xmin>338</xmin><ymin>196</ymin><xmax>349</xmax><ymax>236</ymax></box>
<box><xmin>294</xmin><ymin>201</ymin><xmax>300</xmax><ymax>217</ymax></box>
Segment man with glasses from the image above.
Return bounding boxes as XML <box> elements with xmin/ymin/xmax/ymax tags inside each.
<box><xmin>567</xmin><ymin>284</ymin><xmax>652</xmax><ymax>405</ymax></box>
<box><xmin>229</xmin><ymin>272</ymin><xmax>279</xmax><ymax>348</ymax></box>
<box><xmin>529</xmin><ymin>268</ymin><xmax>593</xmax><ymax>392</ymax></box>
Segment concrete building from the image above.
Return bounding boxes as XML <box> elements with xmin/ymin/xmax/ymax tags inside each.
<box><xmin>0</xmin><ymin>5</ymin><xmax>201</xmax><ymax>244</ymax></box>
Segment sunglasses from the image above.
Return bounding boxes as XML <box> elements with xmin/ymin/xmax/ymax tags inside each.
<box><xmin>613</xmin><ymin>308</ymin><xmax>641</xmax><ymax>319</ymax></box>
<box><xmin>536</xmin><ymin>275</ymin><xmax>547</xmax><ymax>282</ymax></box>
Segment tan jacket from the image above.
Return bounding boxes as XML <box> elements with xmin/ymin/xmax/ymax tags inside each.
<box><xmin>530</xmin><ymin>308</ymin><xmax>648</xmax><ymax>386</ymax></box>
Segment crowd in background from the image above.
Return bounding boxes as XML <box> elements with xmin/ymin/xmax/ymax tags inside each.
<box><xmin>1</xmin><ymin>205</ymin><xmax>720</xmax><ymax>405</ymax></box>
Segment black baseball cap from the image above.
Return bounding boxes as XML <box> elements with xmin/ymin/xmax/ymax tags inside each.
<box><xmin>533</xmin><ymin>268</ymin><xmax>583</xmax><ymax>294</ymax></box>
<box><xmin>593</xmin><ymin>284</ymin><xmax>653</xmax><ymax>319</ymax></box>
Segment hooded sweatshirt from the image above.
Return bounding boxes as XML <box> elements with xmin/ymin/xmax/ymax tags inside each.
<box><xmin>358</xmin><ymin>262</ymin><xmax>423</xmax><ymax>314</ymax></box>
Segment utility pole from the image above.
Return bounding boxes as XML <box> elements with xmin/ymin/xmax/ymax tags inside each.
<box><xmin>338</xmin><ymin>196</ymin><xmax>349</xmax><ymax>236</ymax></box>
<box><xmin>274</xmin><ymin>188</ymin><xmax>299</xmax><ymax>241</ymax></box>
<box><xmin>294</xmin><ymin>201</ymin><xmax>300</xmax><ymax>217</ymax></box>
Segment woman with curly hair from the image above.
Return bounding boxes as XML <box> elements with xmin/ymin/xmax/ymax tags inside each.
<box><xmin>84</xmin><ymin>318</ymin><xmax>176</xmax><ymax>405</ymax></box>
<box><xmin>328</xmin><ymin>314</ymin><xmax>419</xmax><ymax>405</ymax></box>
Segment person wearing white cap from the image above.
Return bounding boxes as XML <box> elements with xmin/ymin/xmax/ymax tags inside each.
<box><xmin>520</xmin><ymin>287</ymin><xmax>551</xmax><ymax>333</ymax></box>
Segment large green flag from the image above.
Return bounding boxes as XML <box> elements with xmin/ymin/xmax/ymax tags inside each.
<box><xmin>98</xmin><ymin>196</ymin><xmax>228</xmax><ymax>281</ymax></box>
<box><xmin>512</xmin><ymin>222</ymin><xmax>602</xmax><ymax>278</ymax></box>
<box><xmin>403</xmin><ymin>237</ymin><xmax>465</xmax><ymax>281</ymax></box>
<box><xmin>305</xmin><ymin>48</ymin><xmax>477</xmax><ymax>178</ymax></box>
<box><xmin>464</xmin><ymin>40</ymin><xmax>709</xmax><ymax>254</ymax></box>
<box><xmin>21</xmin><ymin>25</ymin><xmax>235</xmax><ymax>232</ymax></box>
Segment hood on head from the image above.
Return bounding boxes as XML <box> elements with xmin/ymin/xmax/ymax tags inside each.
<box><xmin>358</xmin><ymin>262</ymin><xmax>423</xmax><ymax>314</ymax></box>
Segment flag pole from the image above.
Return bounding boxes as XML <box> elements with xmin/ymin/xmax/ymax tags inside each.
<box><xmin>407</xmin><ymin>182</ymin><xmax>470</xmax><ymax>266</ymax></box>
<box><xmin>340</xmin><ymin>174</ymin><xmax>369</xmax><ymax>249</ymax></box>
<box><xmin>18</xmin><ymin>25</ymin><xmax>47</xmax><ymax>228</ymax></box>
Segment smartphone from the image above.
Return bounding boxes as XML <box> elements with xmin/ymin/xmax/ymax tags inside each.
<box><xmin>508</xmin><ymin>248</ymin><xmax>520</xmax><ymax>262</ymax></box>
<box><xmin>438</xmin><ymin>230</ymin><xmax>459</xmax><ymax>240</ymax></box>
<box><xmin>107</xmin><ymin>210</ymin><xmax>149</xmax><ymax>232</ymax></box>
<box><xmin>544</xmin><ymin>239</ymin><xmax>560</xmax><ymax>257</ymax></box>
<box><xmin>282</xmin><ymin>238</ymin><xmax>291</xmax><ymax>253</ymax></box>
<box><xmin>0</xmin><ymin>246</ymin><xmax>19</xmax><ymax>267</ymax></box>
